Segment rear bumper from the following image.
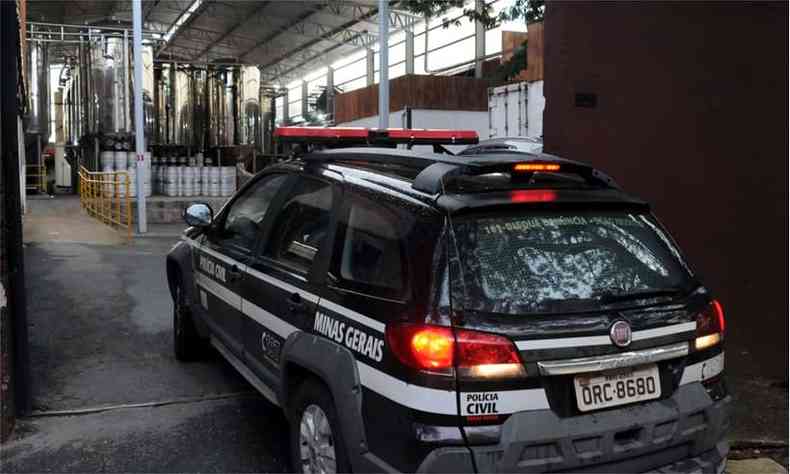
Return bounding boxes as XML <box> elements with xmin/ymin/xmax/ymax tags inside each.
<box><xmin>417</xmin><ymin>383</ymin><xmax>731</xmax><ymax>473</ymax></box>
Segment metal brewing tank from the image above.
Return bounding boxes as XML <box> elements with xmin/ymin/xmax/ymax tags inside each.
<box><xmin>174</xmin><ymin>66</ymin><xmax>192</xmax><ymax>146</ymax></box>
<box><xmin>191</xmin><ymin>68</ymin><xmax>208</xmax><ymax>149</ymax></box>
<box><xmin>85</xmin><ymin>33</ymin><xmax>153</xmax><ymax>140</ymax></box>
<box><xmin>237</xmin><ymin>66</ymin><xmax>260</xmax><ymax>145</ymax></box>
<box><xmin>26</xmin><ymin>41</ymin><xmax>50</xmax><ymax>138</ymax></box>
<box><xmin>207</xmin><ymin>65</ymin><xmax>237</xmax><ymax>146</ymax></box>
<box><xmin>90</xmin><ymin>35</ymin><xmax>128</xmax><ymax>135</ymax></box>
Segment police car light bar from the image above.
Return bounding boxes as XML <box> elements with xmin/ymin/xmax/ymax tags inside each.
<box><xmin>274</xmin><ymin>127</ymin><xmax>479</xmax><ymax>146</ymax></box>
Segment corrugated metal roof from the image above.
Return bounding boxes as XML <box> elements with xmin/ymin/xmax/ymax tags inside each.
<box><xmin>25</xmin><ymin>0</ymin><xmax>417</xmax><ymax>85</ymax></box>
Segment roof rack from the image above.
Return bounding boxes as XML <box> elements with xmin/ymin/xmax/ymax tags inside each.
<box><xmin>303</xmin><ymin>148</ymin><xmax>619</xmax><ymax>194</ymax></box>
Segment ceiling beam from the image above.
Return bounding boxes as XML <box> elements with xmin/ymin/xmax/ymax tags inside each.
<box><xmin>259</xmin><ymin>1</ymin><xmax>419</xmax><ymax>84</ymax></box>
<box><xmin>188</xmin><ymin>1</ymin><xmax>271</xmax><ymax>61</ymax></box>
<box><xmin>236</xmin><ymin>3</ymin><xmax>327</xmax><ymax>61</ymax></box>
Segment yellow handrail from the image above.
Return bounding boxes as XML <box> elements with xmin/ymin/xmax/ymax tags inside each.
<box><xmin>78</xmin><ymin>166</ymin><xmax>133</xmax><ymax>240</ymax></box>
<box><xmin>25</xmin><ymin>164</ymin><xmax>46</xmax><ymax>193</ymax></box>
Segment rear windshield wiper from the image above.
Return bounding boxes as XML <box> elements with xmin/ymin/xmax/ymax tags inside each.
<box><xmin>594</xmin><ymin>287</ymin><xmax>685</xmax><ymax>304</ymax></box>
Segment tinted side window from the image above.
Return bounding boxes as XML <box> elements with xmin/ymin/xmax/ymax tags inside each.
<box><xmin>331</xmin><ymin>194</ymin><xmax>406</xmax><ymax>298</ymax></box>
<box><xmin>216</xmin><ymin>174</ymin><xmax>289</xmax><ymax>252</ymax></box>
<box><xmin>263</xmin><ymin>178</ymin><xmax>333</xmax><ymax>274</ymax></box>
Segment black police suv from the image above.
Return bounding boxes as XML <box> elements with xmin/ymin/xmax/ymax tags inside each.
<box><xmin>166</xmin><ymin>127</ymin><xmax>730</xmax><ymax>474</ymax></box>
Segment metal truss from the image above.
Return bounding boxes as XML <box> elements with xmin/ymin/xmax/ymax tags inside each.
<box><xmin>258</xmin><ymin>1</ymin><xmax>420</xmax><ymax>84</ymax></box>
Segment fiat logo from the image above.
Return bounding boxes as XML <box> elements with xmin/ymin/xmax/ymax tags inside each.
<box><xmin>610</xmin><ymin>320</ymin><xmax>632</xmax><ymax>348</ymax></box>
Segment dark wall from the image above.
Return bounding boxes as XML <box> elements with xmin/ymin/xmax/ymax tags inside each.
<box><xmin>544</xmin><ymin>2</ymin><xmax>788</xmax><ymax>378</ymax></box>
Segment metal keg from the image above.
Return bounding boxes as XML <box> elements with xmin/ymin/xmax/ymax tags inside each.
<box><xmin>220</xmin><ymin>166</ymin><xmax>236</xmax><ymax>196</ymax></box>
<box><xmin>200</xmin><ymin>167</ymin><xmax>210</xmax><ymax>196</ymax></box>
<box><xmin>100</xmin><ymin>151</ymin><xmax>114</xmax><ymax>171</ymax></box>
<box><xmin>208</xmin><ymin>167</ymin><xmax>220</xmax><ymax>197</ymax></box>
<box><xmin>114</xmin><ymin>151</ymin><xmax>126</xmax><ymax>171</ymax></box>
<box><xmin>164</xmin><ymin>166</ymin><xmax>179</xmax><ymax>197</ymax></box>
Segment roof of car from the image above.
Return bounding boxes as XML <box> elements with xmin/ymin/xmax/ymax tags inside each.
<box><xmin>266</xmin><ymin>148</ymin><xmax>647</xmax><ymax>214</ymax></box>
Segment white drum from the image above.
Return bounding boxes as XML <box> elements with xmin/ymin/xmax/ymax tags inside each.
<box><xmin>127</xmin><ymin>151</ymin><xmax>136</xmax><ymax>169</ymax></box>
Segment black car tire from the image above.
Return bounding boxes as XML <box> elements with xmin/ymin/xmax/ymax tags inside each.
<box><xmin>173</xmin><ymin>278</ymin><xmax>206</xmax><ymax>361</ymax></box>
<box><xmin>289</xmin><ymin>378</ymin><xmax>352</xmax><ymax>474</ymax></box>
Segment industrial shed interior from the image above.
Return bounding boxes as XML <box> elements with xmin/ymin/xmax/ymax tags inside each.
<box><xmin>19</xmin><ymin>0</ymin><xmax>544</xmax><ymax>230</ymax></box>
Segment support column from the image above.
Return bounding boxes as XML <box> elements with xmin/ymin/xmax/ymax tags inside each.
<box><xmin>366</xmin><ymin>49</ymin><xmax>375</xmax><ymax>86</ymax></box>
<box><xmin>405</xmin><ymin>29</ymin><xmax>415</xmax><ymax>75</ymax></box>
<box><xmin>301</xmin><ymin>80</ymin><xmax>309</xmax><ymax>119</ymax></box>
<box><xmin>326</xmin><ymin>67</ymin><xmax>335</xmax><ymax>121</ymax></box>
<box><xmin>378</xmin><ymin>0</ymin><xmax>389</xmax><ymax>129</ymax></box>
<box><xmin>281</xmin><ymin>86</ymin><xmax>289</xmax><ymax>124</ymax></box>
<box><xmin>133</xmin><ymin>0</ymin><xmax>147</xmax><ymax>233</ymax></box>
<box><xmin>474</xmin><ymin>0</ymin><xmax>486</xmax><ymax>79</ymax></box>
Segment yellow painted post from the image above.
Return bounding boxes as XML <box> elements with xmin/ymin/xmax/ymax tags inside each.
<box><xmin>115</xmin><ymin>172</ymin><xmax>120</xmax><ymax>228</ymax></box>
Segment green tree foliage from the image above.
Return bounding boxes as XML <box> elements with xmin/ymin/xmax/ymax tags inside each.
<box><xmin>400</xmin><ymin>0</ymin><xmax>544</xmax><ymax>29</ymax></box>
<box><xmin>492</xmin><ymin>40</ymin><xmax>528</xmax><ymax>82</ymax></box>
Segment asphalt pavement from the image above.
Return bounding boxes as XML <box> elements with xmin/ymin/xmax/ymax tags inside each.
<box><xmin>1</xmin><ymin>196</ymin><xmax>787</xmax><ymax>472</ymax></box>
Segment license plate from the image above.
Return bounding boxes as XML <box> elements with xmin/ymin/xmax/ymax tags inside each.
<box><xmin>574</xmin><ymin>364</ymin><xmax>661</xmax><ymax>412</ymax></box>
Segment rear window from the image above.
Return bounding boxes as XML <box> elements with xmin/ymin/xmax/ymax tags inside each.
<box><xmin>450</xmin><ymin>211</ymin><xmax>695</xmax><ymax>314</ymax></box>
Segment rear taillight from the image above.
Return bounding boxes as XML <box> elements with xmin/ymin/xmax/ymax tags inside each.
<box><xmin>694</xmin><ymin>299</ymin><xmax>725</xmax><ymax>351</ymax></box>
<box><xmin>386</xmin><ymin>323</ymin><xmax>526</xmax><ymax>379</ymax></box>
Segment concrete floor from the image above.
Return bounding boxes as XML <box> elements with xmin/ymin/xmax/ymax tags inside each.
<box><xmin>2</xmin><ymin>195</ymin><xmax>787</xmax><ymax>472</ymax></box>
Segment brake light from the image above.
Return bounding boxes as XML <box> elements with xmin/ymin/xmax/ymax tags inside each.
<box><xmin>455</xmin><ymin>329</ymin><xmax>526</xmax><ymax>379</ymax></box>
<box><xmin>694</xmin><ymin>299</ymin><xmax>725</xmax><ymax>351</ymax></box>
<box><xmin>513</xmin><ymin>162</ymin><xmax>561</xmax><ymax>172</ymax></box>
<box><xmin>411</xmin><ymin>326</ymin><xmax>454</xmax><ymax>369</ymax></box>
<box><xmin>510</xmin><ymin>190</ymin><xmax>557</xmax><ymax>203</ymax></box>
<box><xmin>386</xmin><ymin>323</ymin><xmax>526</xmax><ymax>379</ymax></box>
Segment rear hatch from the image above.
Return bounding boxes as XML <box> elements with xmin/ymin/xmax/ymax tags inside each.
<box><xmin>443</xmin><ymin>198</ymin><xmax>707</xmax><ymax>427</ymax></box>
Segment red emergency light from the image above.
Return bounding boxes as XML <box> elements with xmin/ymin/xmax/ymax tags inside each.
<box><xmin>274</xmin><ymin>126</ymin><xmax>479</xmax><ymax>146</ymax></box>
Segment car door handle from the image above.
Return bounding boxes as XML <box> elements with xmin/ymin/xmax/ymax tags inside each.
<box><xmin>228</xmin><ymin>265</ymin><xmax>243</xmax><ymax>281</ymax></box>
<box><xmin>288</xmin><ymin>292</ymin><xmax>305</xmax><ymax>312</ymax></box>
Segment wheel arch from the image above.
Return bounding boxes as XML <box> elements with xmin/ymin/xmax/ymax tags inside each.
<box><xmin>279</xmin><ymin>331</ymin><xmax>369</xmax><ymax>472</ymax></box>
<box><xmin>166</xmin><ymin>240</ymin><xmax>210</xmax><ymax>337</ymax></box>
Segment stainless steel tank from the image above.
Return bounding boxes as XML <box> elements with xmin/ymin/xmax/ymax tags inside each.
<box><xmin>237</xmin><ymin>66</ymin><xmax>260</xmax><ymax>145</ymax></box>
<box><xmin>90</xmin><ymin>35</ymin><xmax>127</xmax><ymax>135</ymax></box>
<box><xmin>153</xmin><ymin>62</ymin><xmax>171</xmax><ymax>144</ymax></box>
<box><xmin>207</xmin><ymin>65</ymin><xmax>238</xmax><ymax>147</ymax></box>
<box><xmin>26</xmin><ymin>41</ymin><xmax>50</xmax><ymax>138</ymax></box>
<box><xmin>174</xmin><ymin>66</ymin><xmax>192</xmax><ymax>146</ymax></box>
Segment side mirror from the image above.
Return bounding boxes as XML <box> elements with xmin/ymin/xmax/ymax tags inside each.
<box><xmin>183</xmin><ymin>203</ymin><xmax>213</xmax><ymax>228</ymax></box>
